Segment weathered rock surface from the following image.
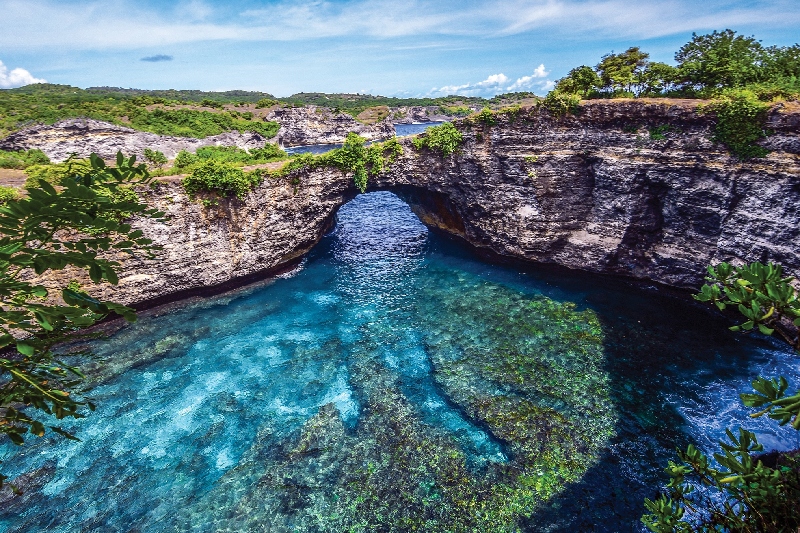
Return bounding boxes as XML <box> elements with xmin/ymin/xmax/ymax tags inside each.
<box><xmin>266</xmin><ymin>106</ymin><xmax>395</xmax><ymax>146</ymax></box>
<box><xmin>36</xmin><ymin>100</ymin><xmax>800</xmax><ymax>308</ymax></box>
<box><xmin>0</xmin><ymin>119</ymin><xmax>272</xmax><ymax>163</ymax></box>
<box><xmin>389</xmin><ymin>106</ymin><xmax>461</xmax><ymax>124</ymax></box>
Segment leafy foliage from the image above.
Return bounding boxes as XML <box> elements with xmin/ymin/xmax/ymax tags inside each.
<box><xmin>0</xmin><ymin>84</ymin><xmax>279</xmax><ymax>140</ymax></box>
<box><xmin>411</xmin><ymin>122</ymin><xmax>463</xmax><ymax>157</ymax></box>
<box><xmin>269</xmin><ymin>135</ymin><xmax>402</xmax><ymax>193</ymax></box>
<box><xmin>643</xmin><ymin>432</ymin><xmax>800</xmax><ymax>532</ymax></box>
<box><xmin>695</xmin><ymin>261</ymin><xmax>800</xmax><ymax>348</ymax></box>
<box><xmin>643</xmin><ymin>260</ymin><xmax>800</xmax><ymax>532</ymax></box>
<box><xmin>675</xmin><ymin>30</ymin><xmax>766</xmax><ymax>91</ymax></box>
<box><xmin>541</xmin><ymin>91</ymin><xmax>582</xmax><ymax>117</ymax></box>
<box><xmin>0</xmin><ymin>152</ymin><xmax>163</xmax><ymax>488</ymax></box>
<box><xmin>0</xmin><ymin>149</ymin><xmax>50</xmax><ymax>170</ymax></box>
<box><xmin>0</xmin><ymin>186</ymin><xmax>19</xmax><ymax>204</ymax></box>
<box><xmin>125</xmin><ymin>108</ymin><xmax>279</xmax><ymax>139</ymax></box>
<box><xmin>703</xmin><ymin>90</ymin><xmax>771</xmax><ymax>160</ymax></box>
<box><xmin>24</xmin><ymin>158</ymin><xmax>93</xmax><ymax>188</ymax></box>
<box><xmin>143</xmin><ymin>148</ymin><xmax>167</xmax><ymax>169</ymax></box>
<box><xmin>547</xmin><ymin>29</ymin><xmax>799</xmax><ymax>102</ymax></box>
<box><xmin>194</xmin><ymin>144</ymin><xmax>287</xmax><ymax>165</ymax></box>
<box><xmin>181</xmin><ymin>159</ymin><xmax>262</xmax><ymax>200</ymax></box>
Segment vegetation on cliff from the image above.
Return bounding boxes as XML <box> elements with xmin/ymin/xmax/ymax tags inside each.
<box><xmin>643</xmin><ymin>261</ymin><xmax>800</xmax><ymax>532</ymax></box>
<box><xmin>411</xmin><ymin>122</ymin><xmax>463</xmax><ymax>157</ymax></box>
<box><xmin>0</xmin><ymin>153</ymin><xmax>163</xmax><ymax>489</ymax></box>
<box><xmin>0</xmin><ymin>84</ymin><xmax>280</xmax><ymax>140</ymax></box>
<box><xmin>270</xmin><ymin>133</ymin><xmax>403</xmax><ymax>193</ymax></box>
<box><xmin>546</xmin><ymin>29</ymin><xmax>799</xmax><ymax>159</ymax></box>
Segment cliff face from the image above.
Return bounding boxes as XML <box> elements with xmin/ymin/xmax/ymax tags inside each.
<box><xmin>46</xmin><ymin>100</ymin><xmax>800</xmax><ymax>308</ymax></box>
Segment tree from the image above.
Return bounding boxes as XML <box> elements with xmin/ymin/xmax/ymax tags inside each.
<box><xmin>596</xmin><ymin>47</ymin><xmax>650</xmax><ymax>95</ymax></box>
<box><xmin>0</xmin><ymin>152</ymin><xmax>163</xmax><ymax>488</ymax></box>
<box><xmin>643</xmin><ymin>261</ymin><xmax>800</xmax><ymax>532</ymax></box>
<box><xmin>636</xmin><ymin>62</ymin><xmax>679</xmax><ymax>97</ymax></box>
<box><xmin>762</xmin><ymin>44</ymin><xmax>800</xmax><ymax>81</ymax></box>
<box><xmin>553</xmin><ymin>66</ymin><xmax>601</xmax><ymax>98</ymax></box>
<box><xmin>675</xmin><ymin>30</ymin><xmax>765</xmax><ymax>92</ymax></box>
<box><xmin>143</xmin><ymin>148</ymin><xmax>168</xmax><ymax>169</ymax></box>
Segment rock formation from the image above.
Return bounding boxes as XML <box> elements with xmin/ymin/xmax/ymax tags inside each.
<box><xmin>30</xmin><ymin>100</ymin><xmax>800</xmax><ymax>308</ymax></box>
<box><xmin>390</xmin><ymin>106</ymin><xmax>461</xmax><ymax>124</ymax></box>
<box><xmin>266</xmin><ymin>106</ymin><xmax>395</xmax><ymax>146</ymax></box>
<box><xmin>0</xmin><ymin>119</ymin><xmax>271</xmax><ymax>163</ymax></box>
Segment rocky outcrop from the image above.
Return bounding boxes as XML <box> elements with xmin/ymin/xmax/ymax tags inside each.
<box><xmin>389</xmin><ymin>106</ymin><xmax>462</xmax><ymax>124</ymax></box>
<box><xmin>0</xmin><ymin>119</ymin><xmax>272</xmax><ymax>163</ymax></box>
<box><xmin>35</xmin><ymin>100</ymin><xmax>800</xmax><ymax>308</ymax></box>
<box><xmin>267</xmin><ymin>106</ymin><xmax>395</xmax><ymax>146</ymax></box>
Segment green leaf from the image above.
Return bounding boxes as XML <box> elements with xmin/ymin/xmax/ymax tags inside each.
<box><xmin>16</xmin><ymin>341</ymin><xmax>34</xmax><ymax>356</ymax></box>
<box><xmin>757</xmin><ymin>324</ymin><xmax>774</xmax><ymax>336</ymax></box>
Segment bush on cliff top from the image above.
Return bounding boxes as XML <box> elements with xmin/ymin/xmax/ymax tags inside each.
<box><xmin>181</xmin><ymin>159</ymin><xmax>262</xmax><ymax>201</ymax></box>
<box><xmin>269</xmin><ymin>134</ymin><xmax>402</xmax><ymax>193</ymax></box>
<box><xmin>412</xmin><ymin>122</ymin><xmax>463</xmax><ymax>157</ymax></box>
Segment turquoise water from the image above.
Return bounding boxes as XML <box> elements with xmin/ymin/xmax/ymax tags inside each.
<box><xmin>1</xmin><ymin>192</ymin><xmax>799</xmax><ymax>532</ymax></box>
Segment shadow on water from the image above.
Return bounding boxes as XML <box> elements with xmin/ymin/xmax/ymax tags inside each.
<box><xmin>435</xmin><ymin>240</ymin><xmax>800</xmax><ymax>532</ymax></box>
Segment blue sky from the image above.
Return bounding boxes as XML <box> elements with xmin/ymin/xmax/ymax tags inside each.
<box><xmin>0</xmin><ymin>0</ymin><xmax>798</xmax><ymax>97</ymax></box>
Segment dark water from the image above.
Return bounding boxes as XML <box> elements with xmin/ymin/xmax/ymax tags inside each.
<box><xmin>1</xmin><ymin>192</ymin><xmax>798</xmax><ymax>532</ymax></box>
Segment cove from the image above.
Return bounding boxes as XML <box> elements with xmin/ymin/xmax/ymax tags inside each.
<box><xmin>1</xmin><ymin>192</ymin><xmax>799</xmax><ymax>532</ymax></box>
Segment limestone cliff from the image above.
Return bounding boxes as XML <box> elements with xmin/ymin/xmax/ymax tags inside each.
<box><xmin>0</xmin><ymin>119</ymin><xmax>271</xmax><ymax>163</ymax></box>
<box><xmin>267</xmin><ymin>106</ymin><xmax>395</xmax><ymax>146</ymax></box>
<box><xmin>39</xmin><ymin>100</ymin><xmax>800</xmax><ymax>308</ymax></box>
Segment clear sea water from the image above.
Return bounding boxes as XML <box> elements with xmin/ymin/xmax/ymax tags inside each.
<box><xmin>283</xmin><ymin>122</ymin><xmax>443</xmax><ymax>156</ymax></box>
<box><xmin>1</xmin><ymin>192</ymin><xmax>798</xmax><ymax>532</ymax></box>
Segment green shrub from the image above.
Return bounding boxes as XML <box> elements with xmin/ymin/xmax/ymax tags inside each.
<box><xmin>127</xmin><ymin>108</ymin><xmax>279</xmax><ymax>139</ymax></box>
<box><xmin>173</xmin><ymin>150</ymin><xmax>199</xmax><ymax>170</ymax></box>
<box><xmin>255</xmin><ymin>98</ymin><xmax>278</xmax><ymax>109</ymax></box>
<box><xmin>270</xmin><ymin>135</ymin><xmax>402</xmax><ymax>193</ymax></box>
<box><xmin>704</xmin><ymin>89</ymin><xmax>771</xmax><ymax>160</ymax></box>
<box><xmin>648</xmin><ymin>125</ymin><xmax>671</xmax><ymax>140</ymax></box>
<box><xmin>542</xmin><ymin>91</ymin><xmax>582</xmax><ymax>117</ymax></box>
<box><xmin>200</xmin><ymin>98</ymin><xmax>223</xmax><ymax>109</ymax></box>
<box><xmin>181</xmin><ymin>159</ymin><xmax>261</xmax><ymax>200</ymax></box>
<box><xmin>475</xmin><ymin>107</ymin><xmax>497</xmax><ymax>126</ymax></box>
<box><xmin>412</xmin><ymin>122</ymin><xmax>463</xmax><ymax>157</ymax></box>
<box><xmin>143</xmin><ymin>148</ymin><xmax>168</xmax><ymax>168</ymax></box>
<box><xmin>194</xmin><ymin>144</ymin><xmax>287</xmax><ymax>166</ymax></box>
<box><xmin>0</xmin><ymin>185</ymin><xmax>20</xmax><ymax>204</ymax></box>
<box><xmin>24</xmin><ymin>159</ymin><xmax>93</xmax><ymax>187</ymax></box>
<box><xmin>0</xmin><ymin>149</ymin><xmax>50</xmax><ymax>169</ymax></box>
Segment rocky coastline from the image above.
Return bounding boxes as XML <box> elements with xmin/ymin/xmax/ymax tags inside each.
<box><xmin>22</xmin><ymin>100</ymin><xmax>800</xmax><ymax>309</ymax></box>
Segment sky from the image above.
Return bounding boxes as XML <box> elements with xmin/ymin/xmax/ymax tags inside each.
<box><xmin>0</xmin><ymin>0</ymin><xmax>798</xmax><ymax>97</ymax></box>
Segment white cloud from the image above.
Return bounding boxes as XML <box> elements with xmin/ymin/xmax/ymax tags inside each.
<box><xmin>431</xmin><ymin>73</ymin><xmax>511</xmax><ymax>96</ymax></box>
<box><xmin>0</xmin><ymin>60</ymin><xmax>46</xmax><ymax>88</ymax></box>
<box><xmin>1</xmin><ymin>0</ymin><xmax>798</xmax><ymax>49</ymax></box>
<box><xmin>506</xmin><ymin>64</ymin><xmax>550</xmax><ymax>91</ymax></box>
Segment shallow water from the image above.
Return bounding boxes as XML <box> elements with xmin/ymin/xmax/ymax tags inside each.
<box><xmin>1</xmin><ymin>192</ymin><xmax>799</xmax><ymax>532</ymax></box>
